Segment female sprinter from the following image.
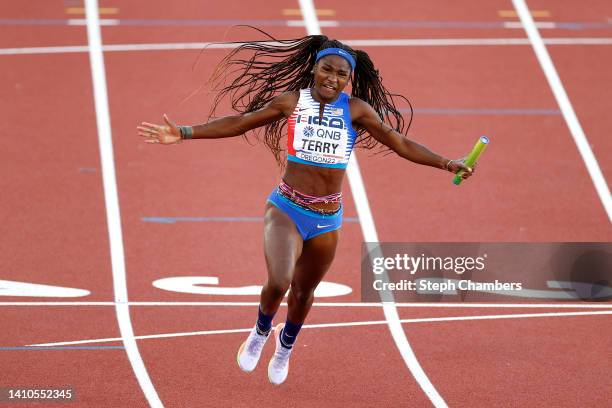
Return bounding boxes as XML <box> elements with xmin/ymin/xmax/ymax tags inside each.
<box><xmin>138</xmin><ymin>34</ymin><xmax>474</xmax><ymax>385</ymax></box>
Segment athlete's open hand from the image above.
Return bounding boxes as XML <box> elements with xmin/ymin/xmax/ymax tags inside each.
<box><xmin>137</xmin><ymin>114</ymin><xmax>182</xmax><ymax>145</ymax></box>
<box><xmin>447</xmin><ymin>157</ymin><xmax>476</xmax><ymax>180</ymax></box>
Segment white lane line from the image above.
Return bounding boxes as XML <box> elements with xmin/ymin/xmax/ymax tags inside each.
<box><xmin>344</xmin><ymin>38</ymin><xmax>612</xmax><ymax>46</ymax></box>
<box><xmin>513</xmin><ymin>0</ymin><xmax>612</xmax><ymax>223</ymax></box>
<box><xmin>287</xmin><ymin>19</ymin><xmax>339</xmax><ymax>27</ymax></box>
<box><xmin>84</xmin><ymin>0</ymin><xmax>162</xmax><ymax>407</ymax></box>
<box><xmin>103</xmin><ymin>42</ymin><xmax>229</xmax><ymax>51</ymax></box>
<box><xmin>297</xmin><ymin>0</ymin><xmax>447</xmax><ymax>406</ymax></box>
<box><xmin>3</xmin><ymin>38</ymin><xmax>612</xmax><ymax>56</ymax></box>
<box><xmin>503</xmin><ymin>21</ymin><xmax>557</xmax><ymax>29</ymax></box>
<box><xmin>69</xmin><ymin>18</ymin><xmax>119</xmax><ymax>26</ymax></box>
<box><xmin>0</xmin><ymin>45</ymin><xmax>89</xmax><ymax>55</ymax></box>
<box><xmin>1</xmin><ymin>301</ymin><xmax>612</xmax><ymax>308</ymax></box>
<box><xmin>28</xmin><ymin>310</ymin><xmax>612</xmax><ymax>347</ymax></box>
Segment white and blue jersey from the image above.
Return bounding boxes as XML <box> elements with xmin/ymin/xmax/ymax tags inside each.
<box><xmin>287</xmin><ymin>89</ymin><xmax>358</xmax><ymax>169</ymax></box>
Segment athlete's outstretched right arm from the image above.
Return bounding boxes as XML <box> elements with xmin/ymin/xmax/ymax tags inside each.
<box><xmin>138</xmin><ymin>92</ymin><xmax>298</xmax><ymax>145</ymax></box>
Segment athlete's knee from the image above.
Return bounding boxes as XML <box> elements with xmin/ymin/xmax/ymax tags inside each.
<box><xmin>290</xmin><ymin>286</ymin><xmax>315</xmax><ymax>306</ymax></box>
<box><xmin>264</xmin><ymin>277</ymin><xmax>291</xmax><ymax>298</ymax></box>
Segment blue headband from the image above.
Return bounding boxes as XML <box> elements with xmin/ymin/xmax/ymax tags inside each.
<box><xmin>315</xmin><ymin>48</ymin><xmax>356</xmax><ymax>71</ymax></box>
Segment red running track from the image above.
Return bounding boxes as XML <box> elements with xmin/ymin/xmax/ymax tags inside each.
<box><xmin>1</xmin><ymin>0</ymin><xmax>611</xmax><ymax>406</ymax></box>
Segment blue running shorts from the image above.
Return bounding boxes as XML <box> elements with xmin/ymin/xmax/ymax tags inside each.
<box><xmin>267</xmin><ymin>188</ymin><xmax>343</xmax><ymax>241</ymax></box>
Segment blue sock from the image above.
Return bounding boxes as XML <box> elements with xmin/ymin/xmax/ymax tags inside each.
<box><xmin>280</xmin><ymin>319</ymin><xmax>302</xmax><ymax>349</ymax></box>
<box><xmin>256</xmin><ymin>306</ymin><xmax>274</xmax><ymax>336</ymax></box>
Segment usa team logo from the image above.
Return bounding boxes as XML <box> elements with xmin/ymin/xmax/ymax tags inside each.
<box><xmin>303</xmin><ymin>125</ymin><xmax>315</xmax><ymax>137</ymax></box>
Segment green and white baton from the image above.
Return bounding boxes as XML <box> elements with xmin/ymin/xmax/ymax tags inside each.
<box><xmin>453</xmin><ymin>136</ymin><xmax>489</xmax><ymax>185</ymax></box>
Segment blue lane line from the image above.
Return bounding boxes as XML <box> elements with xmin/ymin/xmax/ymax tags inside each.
<box><xmin>142</xmin><ymin>216</ymin><xmax>360</xmax><ymax>224</ymax></box>
<box><xmin>556</xmin><ymin>22</ymin><xmax>611</xmax><ymax>30</ymax></box>
<box><xmin>406</xmin><ymin>108</ymin><xmax>561</xmax><ymax>115</ymax></box>
<box><xmin>0</xmin><ymin>19</ymin><xmax>611</xmax><ymax>30</ymax></box>
<box><xmin>0</xmin><ymin>19</ymin><xmax>69</xmax><ymax>25</ymax></box>
<box><xmin>0</xmin><ymin>346</ymin><xmax>124</xmax><ymax>350</ymax></box>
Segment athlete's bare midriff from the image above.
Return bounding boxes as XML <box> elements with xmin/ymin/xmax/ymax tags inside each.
<box><xmin>281</xmin><ymin>161</ymin><xmax>345</xmax><ymax>212</ymax></box>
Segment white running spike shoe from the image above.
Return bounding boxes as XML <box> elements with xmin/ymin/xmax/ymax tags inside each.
<box><xmin>236</xmin><ymin>325</ymin><xmax>270</xmax><ymax>372</ymax></box>
<box><xmin>268</xmin><ymin>323</ymin><xmax>293</xmax><ymax>385</ymax></box>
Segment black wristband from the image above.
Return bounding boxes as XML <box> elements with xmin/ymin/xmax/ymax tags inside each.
<box><xmin>178</xmin><ymin>126</ymin><xmax>193</xmax><ymax>139</ymax></box>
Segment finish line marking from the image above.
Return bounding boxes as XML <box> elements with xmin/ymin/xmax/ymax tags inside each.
<box><xmin>27</xmin><ymin>310</ymin><xmax>612</xmax><ymax>347</ymax></box>
<box><xmin>1</xmin><ymin>301</ymin><xmax>612</xmax><ymax>308</ymax></box>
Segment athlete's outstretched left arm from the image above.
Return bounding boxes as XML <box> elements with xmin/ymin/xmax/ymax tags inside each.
<box><xmin>350</xmin><ymin>98</ymin><xmax>474</xmax><ymax>179</ymax></box>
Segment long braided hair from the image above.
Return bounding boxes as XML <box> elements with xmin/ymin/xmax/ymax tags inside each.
<box><xmin>207</xmin><ymin>28</ymin><xmax>413</xmax><ymax>166</ymax></box>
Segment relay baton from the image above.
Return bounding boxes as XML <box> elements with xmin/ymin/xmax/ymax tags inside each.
<box><xmin>453</xmin><ymin>136</ymin><xmax>489</xmax><ymax>185</ymax></box>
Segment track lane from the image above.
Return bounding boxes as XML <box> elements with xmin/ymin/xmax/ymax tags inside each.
<box><xmin>355</xmin><ymin>45</ymin><xmax>612</xmax><ymax>240</ymax></box>
<box><xmin>353</xmin><ymin>0</ymin><xmax>611</xmax><ymax>405</ymax></box>
<box><xmin>1</xmin><ymin>49</ymin><xmax>148</xmax><ymax>407</ymax></box>
<box><xmin>3</xmin><ymin>0</ymin><xmax>610</xmax><ymax>405</ymax></box>
<box><xmin>0</xmin><ymin>1</ymin><xmax>87</xmax><ymax>48</ymax></box>
<box><xmin>397</xmin><ymin>313</ymin><xmax>612</xmax><ymax>407</ymax></box>
<box><xmin>1</xmin><ymin>307</ymin><xmax>148</xmax><ymax>407</ymax></box>
<box><xmin>548</xmin><ymin>45</ymin><xmax>612</xmax><ymax>190</ymax></box>
<box><xmin>133</xmin><ymin>307</ymin><xmax>432</xmax><ymax>408</ymax></box>
<box><xmin>0</xmin><ymin>53</ymin><xmax>115</xmax><ymax>300</ymax></box>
